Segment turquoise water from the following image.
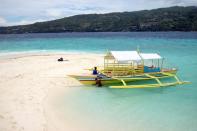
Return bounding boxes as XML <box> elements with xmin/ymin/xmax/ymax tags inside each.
<box><xmin>0</xmin><ymin>32</ymin><xmax>197</xmax><ymax>130</ymax></box>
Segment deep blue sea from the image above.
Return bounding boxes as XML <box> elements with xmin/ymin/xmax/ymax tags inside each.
<box><xmin>0</xmin><ymin>32</ymin><xmax>197</xmax><ymax>131</ymax></box>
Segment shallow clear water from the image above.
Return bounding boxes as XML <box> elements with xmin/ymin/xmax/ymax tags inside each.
<box><xmin>0</xmin><ymin>32</ymin><xmax>197</xmax><ymax>131</ymax></box>
<box><xmin>59</xmin><ymin>86</ymin><xmax>196</xmax><ymax>131</ymax></box>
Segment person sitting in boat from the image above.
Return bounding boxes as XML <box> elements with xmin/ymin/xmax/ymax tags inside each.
<box><xmin>150</xmin><ymin>65</ymin><xmax>154</xmax><ymax>68</ymax></box>
<box><xmin>92</xmin><ymin>67</ymin><xmax>98</xmax><ymax>75</ymax></box>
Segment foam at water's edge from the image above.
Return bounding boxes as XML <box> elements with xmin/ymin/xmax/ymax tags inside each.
<box><xmin>0</xmin><ymin>50</ymin><xmax>103</xmax><ymax>60</ymax></box>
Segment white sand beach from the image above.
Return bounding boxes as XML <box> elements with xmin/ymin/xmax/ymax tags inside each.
<box><xmin>0</xmin><ymin>52</ymin><xmax>103</xmax><ymax>131</ymax></box>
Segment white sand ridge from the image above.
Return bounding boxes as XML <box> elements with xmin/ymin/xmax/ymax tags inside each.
<box><xmin>0</xmin><ymin>53</ymin><xmax>102</xmax><ymax>131</ymax></box>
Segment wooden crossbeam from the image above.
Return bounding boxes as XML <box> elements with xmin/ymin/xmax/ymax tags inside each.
<box><xmin>161</xmin><ymin>72</ymin><xmax>175</xmax><ymax>76</ymax></box>
<box><xmin>120</xmin><ymin>79</ymin><xmax>127</xmax><ymax>86</ymax></box>
<box><xmin>112</xmin><ymin>77</ymin><xmax>127</xmax><ymax>86</ymax></box>
<box><xmin>145</xmin><ymin>74</ymin><xmax>163</xmax><ymax>86</ymax></box>
<box><xmin>174</xmin><ymin>75</ymin><xmax>181</xmax><ymax>84</ymax></box>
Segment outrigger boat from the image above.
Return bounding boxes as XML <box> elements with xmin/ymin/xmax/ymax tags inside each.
<box><xmin>69</xmin><ymin>50</ymin><xmax>190</xmax><ymax>88</ymax></box>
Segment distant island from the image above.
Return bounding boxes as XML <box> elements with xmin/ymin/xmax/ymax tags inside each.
<box><xmin>0</xmin><ymin>6</ymin><xmax>197</xmax><ymax>34</ymax></box>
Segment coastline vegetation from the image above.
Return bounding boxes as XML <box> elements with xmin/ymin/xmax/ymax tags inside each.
<box><xmin>0</xmin><ymin>6</ymin><xmax>197</xmax><ymax>34</ymax></box>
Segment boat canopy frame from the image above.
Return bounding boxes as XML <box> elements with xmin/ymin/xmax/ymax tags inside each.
<box><xmin>103</xmin><ymin>51</ymin><xmax>163</xmax><ymax>76</ymax></box>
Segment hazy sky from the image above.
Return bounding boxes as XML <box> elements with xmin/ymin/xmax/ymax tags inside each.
<box><xmin>0</xmin><ymin>0</ymin><xmax>197</xmax><ymax>26</ymax></box>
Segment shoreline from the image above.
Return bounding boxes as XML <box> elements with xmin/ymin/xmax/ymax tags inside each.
<box><xmin>0</xmin><ymin>51</ymin><xmax>103</xmax><ymax>60</ymax></box>
<box><xmin>0</xmin><ymin>52</ymin><xmax>103</xmax><ymax>131</ymax></box>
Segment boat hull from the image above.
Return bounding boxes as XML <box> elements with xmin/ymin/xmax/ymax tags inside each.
<box><xmin>78</xmin><ymin>78</ymin><xmax>141</xmax><ymax>85</ymax></box>
<box><xmin>69</xmin><ymin>75</ymin><xmax>123</xmax><ymax>85</ymax></box>
<box><xmin>69</xmin><ymin>71</ymin><xmax>175</xmax><ymax>86</ymax></box>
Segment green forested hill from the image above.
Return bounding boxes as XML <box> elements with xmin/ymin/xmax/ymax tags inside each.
<box><xmin>0</xmin><ymin>6</ymin><xmax>197</xmax><ymax>33</ymax></box>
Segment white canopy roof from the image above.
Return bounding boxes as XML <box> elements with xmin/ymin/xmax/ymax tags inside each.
<box><xmin>141</xmin><ymin>53</ymin><xmax>162</xmax><ymax>60</ymax></box>
<box><xmin>110</xmin><ymin>51</ymin><xmax>162</xmax><ymax>62</ymax></box>
<box><xmin>110</xmin><ymin>51</ymin><xmax>141</xmax><ymax>61</ymax></box>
